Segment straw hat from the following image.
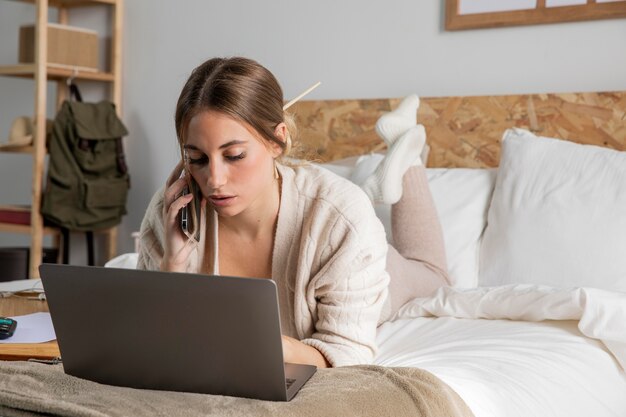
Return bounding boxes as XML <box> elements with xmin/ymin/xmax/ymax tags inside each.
<box><xmin>0</xmin><ymin>116</ymin><xmax>53</xmax><ymax>149</ymax></box>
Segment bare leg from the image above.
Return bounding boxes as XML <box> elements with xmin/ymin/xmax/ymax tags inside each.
<box><xmin>384</xmin><ymin>165</ymin><xmax>450</xmax><ymax>318</ymax></box>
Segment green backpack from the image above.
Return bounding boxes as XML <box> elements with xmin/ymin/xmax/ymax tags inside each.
<box><xmin>42</xmin><ymin>92</ymin><xmax>130</xmax><ymax>232</ymax></box>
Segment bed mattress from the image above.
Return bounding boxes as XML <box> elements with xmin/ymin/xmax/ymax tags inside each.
<box><xmin>376</xmin><ymin>301</ymin><xmax>626</xmax><ymax>417</ymax></box>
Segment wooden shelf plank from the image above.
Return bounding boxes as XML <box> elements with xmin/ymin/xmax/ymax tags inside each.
<box><xmin>0</xmin><ymin>64</ymin><xmax>36</xmax><ymax>75</ymax></box>
<box><xmin>0</xmin><ymin>64</ymin><xmax>114</xmax><ymax>82</ymax></box>
<box><xmin>0</xmin><ymin>144</ymin><xmax>36</xmax><ymax>154</ymax></box>
<box><xmin>0</xmin><ymin>222</ymin><xmax>60</xmax><ymax>236</ymax></box>
<box><xmin>9</xmin><ymin>0</ymin><xmax>116</xmax><ymax>7</ymax></box>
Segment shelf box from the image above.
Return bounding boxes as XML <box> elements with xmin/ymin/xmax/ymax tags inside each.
<box><xmin>19</xmin><ymin>23</ymin><xmax>99</xmax><ymax>70</ymax></box>
<box><xmin>0</xmin><ymin>247</ymin><xmax>60</xmax><ymax>282</ymax></box>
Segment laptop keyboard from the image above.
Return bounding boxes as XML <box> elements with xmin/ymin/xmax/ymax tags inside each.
<box><xmin>285</xmin><ymin>378</ymin><xmax>296</xmax><ymax>389</ymax></box>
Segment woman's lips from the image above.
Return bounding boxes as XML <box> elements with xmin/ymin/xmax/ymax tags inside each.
<box><xmin>208</xmin><ymin>195</ymin><xmax>236</xmax><ymax>207</ymax></box>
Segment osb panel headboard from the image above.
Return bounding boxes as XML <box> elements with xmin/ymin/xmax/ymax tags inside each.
<box><xmin>289</xmin><ymin>91</ymin><xmax>626</xmax><ymax>168</ymax></box>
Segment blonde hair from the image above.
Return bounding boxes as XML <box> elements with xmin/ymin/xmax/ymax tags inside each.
<box><xmin>174</xmin><ymin>56</ymin><xmax>297</xmax><ymax>159</ymax></box>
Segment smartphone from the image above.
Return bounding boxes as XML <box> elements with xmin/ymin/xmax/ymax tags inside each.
<box><xmin>180</xmin><ymin>186</ymin><xmax>190</xmax><ymax>234</ymax></box>
<box><xmin>180</xmin><ymin>176</ymin><xmax>202</xmax><ymax>241</ymax></box>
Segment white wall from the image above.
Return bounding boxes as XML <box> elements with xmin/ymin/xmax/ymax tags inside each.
<box><xmin>1</xmin><ymin>0</ymin><xmax>625</xmax><ymax>258</ymax></box>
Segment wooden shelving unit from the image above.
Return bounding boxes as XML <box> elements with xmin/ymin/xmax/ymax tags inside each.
<box><xmin>0</xmin><ymin>0</ymin><xmax>124</xmax><ymax>278</ymax></box>
<box><xmin>0</xmin><ymin>64</ymin><xmax>115</xmax><ymax>82</ymax></box>
<box><xmin>0</xmin><ymin>146</ymin><xmax>36</xmax><ymax>154</ymax></box>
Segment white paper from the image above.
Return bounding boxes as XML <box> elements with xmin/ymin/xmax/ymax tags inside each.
<box><xmin>0</xmin><ymin>312</ymin><xmax>56</xmax><ymax>344</ymax></box>
<box><xmin>0</xmin><ymin>279</ymin><xmax>44</xmax><ymax>294</ymax></box>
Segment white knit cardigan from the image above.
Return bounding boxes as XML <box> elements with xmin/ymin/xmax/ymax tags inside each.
<box><xmin>137</xmin><ymin>163</ymin><xmax>390</xmax><ymax>367</ymax></box>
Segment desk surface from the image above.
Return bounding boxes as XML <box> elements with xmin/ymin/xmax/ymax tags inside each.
<box><xmin>0</xmin><ymin>296</ymin><xmax>60</xmax><ymax>360</ymax></box>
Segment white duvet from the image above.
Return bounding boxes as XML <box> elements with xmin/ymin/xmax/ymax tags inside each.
<box><xmin>375</xmin><ymin>285</ymin><xmax>626</xmax><ymax>417</ymax></box>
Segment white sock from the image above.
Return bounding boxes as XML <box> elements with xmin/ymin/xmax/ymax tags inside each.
<box><xmin>375</xmin><ymin>94</ymin><xmax>420</xmax><ymax>147</ymax></box>
<box><xmin>350</xmin><ymin>153</ymin><xmax>385</xmax><ymax>186</ymax></box>
<box><xmin>360</xmin><ymin>125</ymin><xmax>426</xmax><ymax>205</ymax></box>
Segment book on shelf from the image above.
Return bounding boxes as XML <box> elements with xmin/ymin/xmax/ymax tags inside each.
<box><xmin>0</xmin><ymin>205</ymin><xmax>32</xmax><ymax>225</ymax></box>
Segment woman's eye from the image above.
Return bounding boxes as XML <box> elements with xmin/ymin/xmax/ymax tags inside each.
<box><xmin>188</xmin><ymin>155</ymin><xmax>208</xmax><ymax>165</ymax></box>
<box><xmin>226</xmin><ymin>152</ymin><xmax>246</xmax><ymax>161</ymax></box>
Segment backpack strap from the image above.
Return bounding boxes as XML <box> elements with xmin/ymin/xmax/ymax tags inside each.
<box><xmin>69</xmin><ymin>82</ymin><xmax>83</xmax><ymax>103</ymax></box>
<box><xmin>115</xmin><ymin>138</ymin><xmax>129</xmax><ymax>180</ymax></box>
<box><xmin>69</xmin><ymin>81</ymin><xmax>92</xmax><ymax>151</ymax></box>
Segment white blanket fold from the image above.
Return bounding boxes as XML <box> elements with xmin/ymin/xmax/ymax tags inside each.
<box><xmin>393</xmin><ymin>284</ymin><xmax>626</xmax><ymax>370</ymax></box>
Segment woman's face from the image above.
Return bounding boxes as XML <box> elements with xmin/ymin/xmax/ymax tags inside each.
<box><xmin>184</xmin><ymin>110</ymin><xmax>283</xmax><ymax>218</ymax></box>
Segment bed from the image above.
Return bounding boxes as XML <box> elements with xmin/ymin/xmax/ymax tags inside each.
<box><xmin>296</xmin><ymin>91</ymin><xmax>626</xmax><ymax>417</ymax></box>
<box><xmin>1</xmin><ymin>91</ymin><xmax>625</xmax><ymax>417</ymax></box>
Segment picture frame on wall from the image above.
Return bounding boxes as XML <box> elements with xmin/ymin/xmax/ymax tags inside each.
<box><xmin>445</xmin><ymin>0</ymin><xmax>626</xmax><ymax>30</ymax></box>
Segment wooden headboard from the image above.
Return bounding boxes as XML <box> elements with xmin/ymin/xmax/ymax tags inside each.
<box><xmin>289</xmin><ymin>91</ymin><xmax>626</xmax><ymax>168</ymax></box>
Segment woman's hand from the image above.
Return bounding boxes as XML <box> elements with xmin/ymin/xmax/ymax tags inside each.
<box><xmin>281</xmin><ymin>335</ymin><xmax>330</xmax><ymax>369</ymax></box>
<box><xmin>161</xmin><ymin>161</ymin><xmax>201</xmax><ymax>272</ymax></box>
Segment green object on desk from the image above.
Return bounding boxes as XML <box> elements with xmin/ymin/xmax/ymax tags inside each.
<box><xmin>0</xmin><ymin>317</ymin><xmax>18</xmax><ymax>339</ymax></box>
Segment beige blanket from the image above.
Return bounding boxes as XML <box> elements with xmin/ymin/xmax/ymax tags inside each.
<box><xmin>0</xmin><ymin>362</ymin><xmax>474</xmax><ymax>417</ymax></box>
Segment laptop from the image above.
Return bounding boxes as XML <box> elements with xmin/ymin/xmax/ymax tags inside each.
<box><xmin>39</xmin><ymin>264</ymin><xmax>316</xmax><ymax>401</ymax></box>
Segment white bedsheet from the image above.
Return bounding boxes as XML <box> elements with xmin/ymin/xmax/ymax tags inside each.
<box><xmin>375</xmin><ymin>285</ymin><xmax>626</xmax><ymax>417</ymax></box>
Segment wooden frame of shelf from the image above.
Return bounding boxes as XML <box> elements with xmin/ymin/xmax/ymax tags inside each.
<box><xmin>0</xmin><ymin>145</ymin><xmax>35</xmax><ymax>154</ymax></box>
<box><xmin>11</xmin><ymin>0</ymin><xmax>115</xmax><ymax>7</ymax></box>
<box><xmin>1</xmin><ymin>0</ymin><xmax>124</xmax><ymax>278</ymax></box>
<box><xmin>0</xmin><ymin>64</ymin><xmax>115</xmax><ymax>82</ymax></box>
<box><xmin>0</xmin><ymin>222</ymin><xmax>61</xmax><ymax>235</ymax></box>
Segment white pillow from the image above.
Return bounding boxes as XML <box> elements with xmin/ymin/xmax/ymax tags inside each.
<box><xmin>479</xmin><ymin>128</ymin><xmax>626</xmax><ymax>292</ymax></box>
<box><xmin>320</xmin><ymin>156</ymin><xmax>496</xmax><ymax>288</ymax></box>
<box><xmin>105</xmin><ymin>252</ymin><xmax>139</xmax><ymax>269</ymax></box>
<box><xmin>428</xmin><ymin>168</ymin><xmax>496</xmax><ymax>288</ymax></box>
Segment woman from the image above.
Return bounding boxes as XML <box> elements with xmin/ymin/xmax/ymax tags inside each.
<box><xmin>137</xmin><ymin>57</ymin><xmax>449</xmax><ymax>369</ymax></box>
